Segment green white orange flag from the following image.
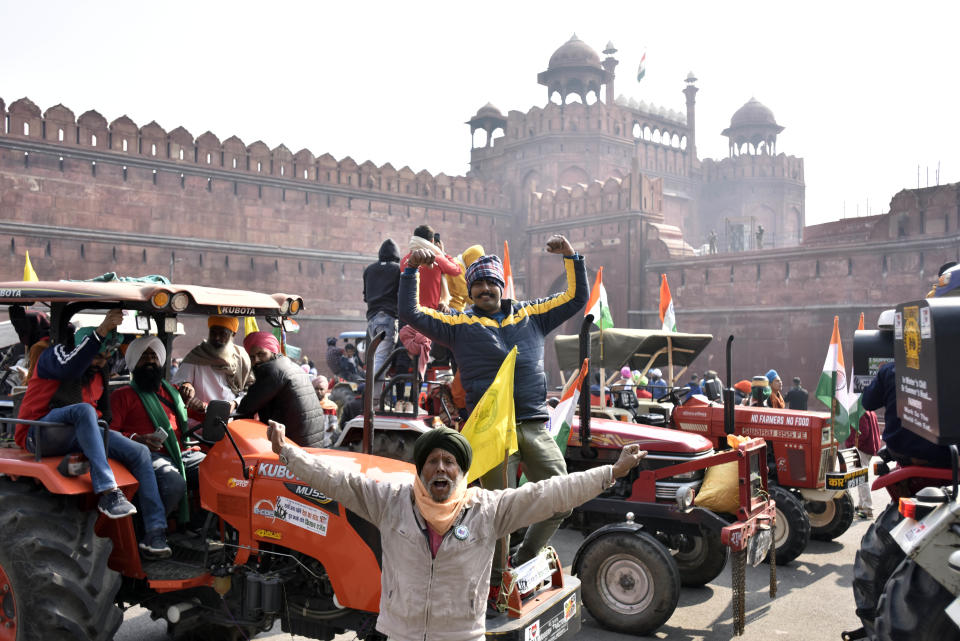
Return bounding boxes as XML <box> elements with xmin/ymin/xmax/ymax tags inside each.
<box><xmin>520</xmin><ymin>358</ymin><xmax>588</xmax><ymax>485</ymax></box>
<box><xmin>659</xmin><ymin>274</ymin><xmax>677</xmax><ymax>332</ymax></box>
<box><xmin>462</xmin><ymin>346</ymin><xmax>518</xmax><ymax>483</ymax></box>
<box><xmin>502</xmin><ymin>240</ymin><xmax>516</xmax><ymax>300</ymax></box>
<box><xmin>23</xmin><ymin>251</ymin><xmax>38</xmax><ymax>282</ymax></box>
<box><xmin>637</xmin><ymin>51</ymin><xmax>647</xmax><ymax>83</ymax></box>
<box><xmin>584</xmin><ymin>267</ymin><xmax>614</xmax><ymax>329</ymax></box>
<box><xmin>816</xmin><ymin>316</ymin><xmax>854</xmax><ymax>442</ymax></box>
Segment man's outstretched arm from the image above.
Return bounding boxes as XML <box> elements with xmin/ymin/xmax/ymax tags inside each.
<box><xmin>492</xmin><ymin>444</ymin><xmax>646</xmax><ymax>537</ymax></box>
<box><xmin>268</xmin><ymin>421</ymin><xmax>393</xmax><ymax>525</ymax></box>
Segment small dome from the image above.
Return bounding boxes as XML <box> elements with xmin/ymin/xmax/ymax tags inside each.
<box><xmin>729</xmin><ymin>97</ymin><xmax>779</xmax><ymax>128</ymax></box>
<box><xmin>548</xmin><ymin>34</ymin><xmax>602</xmax><ymax>71</ymax></box>
<box><xmin>474</xmin><ymin>102</ymin><xmax>504</xmax><ymax>119</ymax></box>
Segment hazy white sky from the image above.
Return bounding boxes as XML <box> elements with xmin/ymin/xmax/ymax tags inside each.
<box><xmin>1</xmin><ymin>1</ymin><xmax>956</xmax><ymax>226</ymax></box>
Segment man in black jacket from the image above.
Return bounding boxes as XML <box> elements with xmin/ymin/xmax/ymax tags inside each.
<box><xmin>399</xmin><ymin>234</ymin><xmax>587</xmax><ymax>593</ymax></box>
<box><xmin>363</xmin><ymin>239</ymin><xmax>401</xmax><ymax>404</ymax></box>
<box><xmin>238</xmin><ymin>332</ymin><xmax>326</xmax><ymax>447</ymax></box>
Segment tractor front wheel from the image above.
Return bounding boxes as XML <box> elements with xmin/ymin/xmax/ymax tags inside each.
<box><xmin>0</xmin><ymin>478</ymin><xmax>122</xmax><ymax>641</ymax></box>
<box><xmin>764</xmin><ymin>485</ymin><xmax>811</xmax><ymax>565</ymax></box>
<box><xmin>807</xmin><ymin>491</ymin><xmax>855</xmax><ymax>541</ymax></box>
<box><xmin>577</xmin><ymin>531</ymin><xmax>680</xmax><ymax>636</ymax></box>
<box><xmin>875</xmin><ymin>559</ymin><xmax>956</xmax><ymax>641</ymax></box>
<box><xmin>672</xmin><ymin>531</ymin><xmax>728</xmax><ymax>587</ymax></box>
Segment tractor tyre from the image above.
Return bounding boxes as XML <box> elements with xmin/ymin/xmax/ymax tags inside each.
<box><xmin>764</xmin><ymin>485</ymin><xmax>810</xmax><ymax>565</ymax></box>
<box><xmin>577</xmin><ymin>531</ymin><xmax>680</xmax><ymax>635</ymax></box>
<box><xmin>807</xmin><ymin>491</ymin><xmax>855</xmax><ymax>541</ymax></box>
<box><xmin>875</xmin><ymin>559</ymin><xmax>957</xmax><ymax>641</ymax></box>
<box><xmin>0</xmin><ymin>478</ymin><xmax>122</xmax><ymax>641</ymax></box>
<box><xmin>852</xmin><ymin>502</ymin><xmax>904</xmax><ymax>637</ymax></box>
<box><xmin>672</xmin><ymin>531</ymin><xmax>728</xmax><ymax>587</ymax></box>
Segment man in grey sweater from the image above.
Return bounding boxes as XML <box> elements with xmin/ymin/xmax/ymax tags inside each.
<box><xmin>267</xmin><ymin>422</ymin><xmax>645</xmax><ymax>641</ymax></box>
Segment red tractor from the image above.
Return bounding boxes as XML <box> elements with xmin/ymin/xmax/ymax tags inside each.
<box><xmin>339</xmin><ymin>318</ymin><xmax>778</xmax><ymax>635</ymax></box>
<box><xmin>555</xmin><ymin>327</ymin><xmax>868</xmax><ymax>565</ymax></box>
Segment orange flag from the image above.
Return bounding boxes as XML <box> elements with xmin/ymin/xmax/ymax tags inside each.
<box><xmin>502</xmin><ymin>240</ymin><xmax>516</xmax><ymax>300</ymax></box>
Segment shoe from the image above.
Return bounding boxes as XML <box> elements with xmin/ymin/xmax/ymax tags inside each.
<box><xmin>139</xmin><ymin>531</ymin><xmax>172</xmax><ymax>559</ymax></box>
<box><xmin>98</xmin><ymin>489</ymin><xmax>137</xmax><ymax>519</ymax></box>
<box><xmin>857</xmin><ymin>508</ymin><xmax>874</xmax><ymax>520</ymax></box>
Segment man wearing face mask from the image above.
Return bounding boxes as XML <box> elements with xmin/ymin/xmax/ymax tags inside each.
<box><xmin>172</xmin><ymin>316</ymin><xmax>253</xmax><ymax>412</ymax></box>
<box><xmin>398</xmin><ymin>234</ymin><xmax>587</xmax><ymax>596</ymax></box>
<box><xmin>16</xmin><ymin>311</ymin><xmax>172</xmax><ymax>558</ymax></box>
<box><xmin>110</xmin><ymin>336</ymin><xmax>205</xmax><ymax>524</ymax></box>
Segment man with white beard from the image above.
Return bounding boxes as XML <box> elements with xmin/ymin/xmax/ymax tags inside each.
<box><xmin>172</xmin><ymin>316</ymin><xmax>253</xmax><ymax>413</ymax></box>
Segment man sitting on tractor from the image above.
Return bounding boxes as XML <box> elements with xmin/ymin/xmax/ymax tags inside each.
<box><xmin>268</xmin><ymin>421</ymin><xmax>646</xmax><ymax>641</ymax></box>
<box><xmin>172</xmin><ymin>315</ymin><xmax>253</xmax><ymax>413</ymax></box>
<box><xmin>109</xmin><ymin>336</ymin><xmax>205</xmax><ymax>525</ymax></box>
<box><xmin>15</xmin><ymin>309</ymin><xmax>172</xmax><ymax>558</ymax></box>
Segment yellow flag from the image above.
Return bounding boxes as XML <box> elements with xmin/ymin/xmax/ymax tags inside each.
<box><xmin>23</xmin><ymin>251</ymin><xmax>39</xmax><ymax>282</ymax></box>
<box><xmin>244</xmin><ymin>316</ymin><xmax>260</xmax><ymax>336</ymax></box>
<box><xmin>461</xmin><ymin>346</ymin><xmax>518</xmax><ymax>483</ymax></box>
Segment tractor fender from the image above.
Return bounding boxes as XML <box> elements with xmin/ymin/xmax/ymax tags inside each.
<box><xmin>0</xmin><ymin>451</ymin><xmax>138</xmax><ymax>496</ymax></box>
<box><xmin>571</xmin><ymin>520</ymin><xmax>646</xmax><ymax>577</ymax></box>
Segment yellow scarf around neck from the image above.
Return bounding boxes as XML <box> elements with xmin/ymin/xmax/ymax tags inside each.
<box><xmin>412</xmin><ymin>475</ymin><xmax>478</xmax><ymax>535</ymax></box>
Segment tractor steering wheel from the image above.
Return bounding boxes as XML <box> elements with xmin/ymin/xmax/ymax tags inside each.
<box><xmin>655</xmin><ymin>386</ymin><xmax>690</xmax><ymax>406</ymax></box>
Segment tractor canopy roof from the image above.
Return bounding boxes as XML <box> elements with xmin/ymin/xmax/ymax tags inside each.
<box><xmin>555</xmin><ymin>328</ymin><xmax>713</xmax><ymax>381</ymax></box>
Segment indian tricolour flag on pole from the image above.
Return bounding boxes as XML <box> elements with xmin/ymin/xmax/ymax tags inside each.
<box><xmin>585</xmin><ymin>267</ymin><xmax>614</xmax><ymax>329</ymax></box>
<box><xmin>637</xmin><ymin>51</ymin><xmax>647</xmax><ymax>83</ymax></box>
<box><xmin>816</xmin><ymin>316</ymin><xmax>855</xmax><ymax>443</ymax></box>
<box><xmin>502</xmin><ymin>240</ymin><xmax>516</xmax><ymax>300</ymax></box>
<box><xmin>520</xmin><ymin>358</ymin><xmax>588</xmax><ymax>485</ymax></box>
<box><xmin>659</xmin><ymin>274</ymin><xmax>677</xmax><ymax>332</ymax></box>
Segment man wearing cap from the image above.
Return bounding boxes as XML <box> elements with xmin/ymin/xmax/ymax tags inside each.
<box><xmin>743</xmin><ymin>375</ymin><xmax>771</xmax><ymax>406</ymax></box>
<box><xmin>267</xmin><ymin>421</ymin><xmax>646</xmax><ymax>641</ymax></box>
<box><xmin>399</xmin><ymin>233</ymin><xmax>587</xmax><ymax>589</ymax></box>
<box><xmin>15</xmin><ymin>310</ymin><xmax>172</xmax><ymax>558</ymax></box>
<box><xmin>110</xmin><ymin>336</ymin><xmax>205</xmax><ymax>533</ymax></box>
<box><xmin>172</xmin><ymin>315</ymin><xmax>253</xmax><ymax>411</ymax></box>
<box><xmin>237</xmin><ymin>331</ymin><xmax>326</xmax><ymax>447</ymax></box>
<box><xmin>647</xmin><ymin>368</ymin><xmax>667</xmax><ymax>396</ymax></box>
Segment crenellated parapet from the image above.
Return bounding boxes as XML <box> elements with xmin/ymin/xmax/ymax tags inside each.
<box><xmin>527</xmin><ymin>171</ymin><xmax>665</xmax><ymax>225</ymax></box>
<box><xmin>0</xmin><ymin>96</ymin><xmax>504</xmax><ymax>210</ymax></box>
<box><xmin>700</xmin><ymin>153</ymin><xmax>804</xmax><ymax>183</ymax></box>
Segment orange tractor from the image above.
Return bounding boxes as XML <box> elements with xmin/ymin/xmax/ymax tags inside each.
<box><xmin>0</xmin><ymin>280</ymin><xmax>584</xmax><ymax>641</ymax></box>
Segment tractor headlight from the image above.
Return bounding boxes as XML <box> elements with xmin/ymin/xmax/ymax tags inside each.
<box><xmin>170</xmin><ymin>292</ymin><xmax>190</xmax><ymax>312</ymax></box>
<box><xmin>675</xmin><ymin>485</ymin><xmax>695</xmax><ymax>512</ymax></box>
<box><xmin>289</xmin><ymin>298</ymin><xmax>301</xmax><ymax>315</ymax></box>
<box><xmin>279</xmin><ymin>299</ymin><xmax>290</xmax><ymax>314</ymax></box>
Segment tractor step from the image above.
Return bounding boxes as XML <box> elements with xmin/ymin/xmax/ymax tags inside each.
<box><xmin>142</xmin><ymin>532</ymin><xmax>221</xmax><ymax>581</ymax></box>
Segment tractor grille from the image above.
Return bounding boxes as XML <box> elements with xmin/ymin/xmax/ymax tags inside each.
<box><xmin>644</xmin><ymin>450</ymin><xmax>714</xmax><ymax>499</ymax></box>
<box><xmin>655</xmin><ymin>480</ymin><xmax>703</xmax><ymax>501</ymax></box>
<box><xmin>817</xmin><ymin>445</ymin><xmax>837</xmax><ymax>485</ymax></box>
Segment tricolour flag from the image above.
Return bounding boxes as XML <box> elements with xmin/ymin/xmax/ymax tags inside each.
<box><xmin>502</xmin><ymin>240</ymin><xmax>516</xmax><ymax>300</ymax></box>
<box><xmin>637</xmin><ymin>51</ymin><xmax>647</xmax><ymax>83</ymax></box>
<box><xmin>462</xmin><ymin>346</ymin><xmax>518</xmax><ymax>483</ymax></box>
<box><xmin>659</xmin><ymin>274</ymin><xmax>677</xmax><ymax>332</ymax></box>
<box><xmin>815</xmin><ymin>316</ymin><xmax>854</xmax><ymax>442</ymax></box>
<box><xmin>857</xmin><ymin>312</ymin><xmax>865</xmax><ymax>331</ymax></box>
<box><xmin>584</xmin><ymin>267</ymin><xmax>614</xmax><ymax>329</ymax></box>
<box><xmin>23</xmin><ymin>251</ymin><xmax>38</xmax><ymax>282</ymax></box>
<box><xmin>520</xmin><ymin>358</ymin><xmax>588</xmax><ymax>485</ymax></box>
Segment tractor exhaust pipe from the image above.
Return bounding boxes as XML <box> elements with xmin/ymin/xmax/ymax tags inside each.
<box><xmin>724</xmin><ymin>335</ymin><xmax>735</xmax><ymax>436</ymax></box>
<box><xmin>579</xmin><ymin>314</ymin><xmax>596</xmax><ymax>458</ymax></box>
<box><xmin>363</xmin><ymin>331</ymin><xmax>385</xmax><ymax>455</ymax></box>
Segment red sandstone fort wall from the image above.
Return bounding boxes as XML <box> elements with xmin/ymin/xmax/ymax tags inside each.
<box><xmin>0</xmin><ymin>97</ymin><xmax>511</xmax><ymax>362</ymax></box>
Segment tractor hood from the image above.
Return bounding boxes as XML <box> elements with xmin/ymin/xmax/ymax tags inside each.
<box><xmin>568</xmin><ymin>414</ymin><xmax>713</xmax><ymax>454</ymax></box>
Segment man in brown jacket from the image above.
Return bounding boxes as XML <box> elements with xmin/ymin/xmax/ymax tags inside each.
<box><xmin>267</xmin><ymin>423</ymin><xmax>645</xmax><ymax>641</ymax></box>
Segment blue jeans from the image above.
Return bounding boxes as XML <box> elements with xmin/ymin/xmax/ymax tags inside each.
<box><xmin>368</xmin><ymin>312</ymin><xmax>397</xmax><ymax>398</ymax></box>
<box><xmin>25</xmin><ymin>404</ymin><xmax>167</xmax><ymax>533</ymax></box>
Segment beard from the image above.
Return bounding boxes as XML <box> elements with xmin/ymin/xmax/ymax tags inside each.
<box><xmin>133</xmin><ymin>364</ymin><xmax>164</xmax><ymax>392</ymax></box>
<box><xmin>422</xmin><ymin>471</ymin><xmax>456</xmax><ymax>502</ymax></box>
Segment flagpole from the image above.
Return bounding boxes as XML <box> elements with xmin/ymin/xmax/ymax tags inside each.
<box><xmin>498</xmin><ymin>447</ymin><xmax>509</xmax><ymax>579</ymax></box>
<box><xmin>599</xmin><ymin>311</ymin><xmax>606</xmax><ymax>409</ymax></box>
<box><xmin>829</xmin><ymin>370</ymin><xmax>837</xmax><ymax>443</ymax></box>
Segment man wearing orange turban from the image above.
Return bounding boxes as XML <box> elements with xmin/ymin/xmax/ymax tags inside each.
<box><xmin>172</xmin><ymin>316</ymin><xmax>252</xmax><ymax>414</ymax></box>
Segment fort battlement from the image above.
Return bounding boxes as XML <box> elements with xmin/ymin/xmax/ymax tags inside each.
<box><xmin>1</xmin><ymin>96</ymin><xmax>506</xmax><ymax>210</ymax></box>
<box><xmin>701</xmin><ymin>153</ymin><xmax>804</xmax><ymax>183</ymax></box>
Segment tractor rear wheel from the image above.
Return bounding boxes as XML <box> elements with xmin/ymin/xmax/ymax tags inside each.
<box><xmin>852</xmin><ymin>502</ymin><xmax>903</xmax><ymax>637</ymax></box>
<box><xmin>577</xmin><ymin>531</ymin><xmax>680</xmax><ymax>635</ymax></box>
<box><xmin>672</xmin><ymin>531</ymin><xmax>728</xmax><ymax>587</ymax></box>
<box><xmin>875</xmin><ymin>559</ymin><xmax>955</xmax><ymax>641</ymax></box>
<box><xmin>0</xmin><ymin>478</ymin><xmax>122</xmax><ymax>641</ymax></box>
<box><xmin>807</xmin><ymin>491</ymin><xmax>855</xmax><ymax>541</ymax></box>
<box><xmin>764</xmin><ymin>485</ymin><xmax>810</xmax><ymax>565</ymax></box>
